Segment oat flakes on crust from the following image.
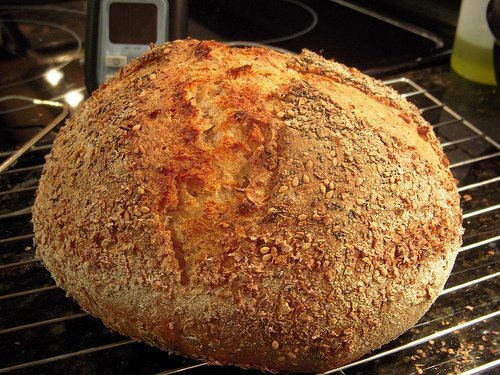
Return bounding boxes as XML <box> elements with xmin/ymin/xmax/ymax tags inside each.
<box><xmin>33</xmin><ymin>39</ymin><xmax>462</xmax><ymax>373</ymax></box>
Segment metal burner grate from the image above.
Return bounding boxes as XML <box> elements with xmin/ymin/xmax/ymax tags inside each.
<box><xmin>0</xmin><ymin>78</ymin><xmax>498</xmax><ymax>374</ymax></box>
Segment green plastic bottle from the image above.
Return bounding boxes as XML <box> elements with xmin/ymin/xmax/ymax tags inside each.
<box><xmin>451</xmin><ymin>0</ymin><xmax>497</xmax><ymax>86</ymax></box>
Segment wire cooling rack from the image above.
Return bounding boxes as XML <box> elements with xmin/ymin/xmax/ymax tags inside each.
<box><xmin>0</xmin><ymin>78</ymin><xmax>498</xmax><ymax>374</ymax></box>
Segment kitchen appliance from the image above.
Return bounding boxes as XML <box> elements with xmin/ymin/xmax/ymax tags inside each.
<box><xmin>85</xmin><ymin>0</ymin><xmax>171</xmax><ymax>92</ymax></box>
<box><xmin>85</xmin><ymin>0</ymin><xmax>188</xmax><ymax>93</ymax></box>
<box><xmin>1</xmin><ymin>1</ymin><xmax>498</xmax><ymax>374</ymax></box>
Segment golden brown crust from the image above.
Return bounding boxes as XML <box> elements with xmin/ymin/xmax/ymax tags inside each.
<box><xmin>33</xmin><ymin>39</ymin><xmax>462</xmax><ymax>373</ymax></box>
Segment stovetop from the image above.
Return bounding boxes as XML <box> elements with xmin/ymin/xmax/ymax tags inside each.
<box><xmin>0</xmin><ymin>0</ymin><xmax>455</xmax><ymax>148</ymax></box>
<box><xmin>0</xmin><ymin>1</ymin><xmax>498</xmax><ymax>374</ymax></box>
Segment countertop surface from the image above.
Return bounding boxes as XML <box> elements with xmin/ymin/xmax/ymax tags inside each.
<box><xmin>401</xmin><ymin>65</ymin><xmax>499</xmax><ymax>139</ymax></box>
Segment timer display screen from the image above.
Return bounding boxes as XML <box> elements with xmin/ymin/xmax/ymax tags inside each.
<box><xmin>109</xmin><ymin>3</ymin><xmax>157</xmax><ymax>44</ymax></box>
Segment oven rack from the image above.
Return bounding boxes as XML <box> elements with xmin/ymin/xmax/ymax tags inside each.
<box><xmin>0</xmin><ymin>78</ymin><xmax>498</xmax><ymax>374</ymax></box>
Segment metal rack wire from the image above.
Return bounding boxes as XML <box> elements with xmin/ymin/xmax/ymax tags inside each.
<box><xmin>0</xmin><ymin>78</ymin><xmax>498</xmax><ymax>374</ymax></box>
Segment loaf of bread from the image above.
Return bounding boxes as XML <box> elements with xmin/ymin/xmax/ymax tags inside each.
<box><xmin>33</xmin><ymin>39</ymin><xmax>462</xmax><ymax>372</ymax></box>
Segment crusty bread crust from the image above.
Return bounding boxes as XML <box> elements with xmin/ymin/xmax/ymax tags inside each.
<box><xmin>33</xmin><ymin>39</ymin><xmax>462</xmax><ymax>372</ymax></box>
